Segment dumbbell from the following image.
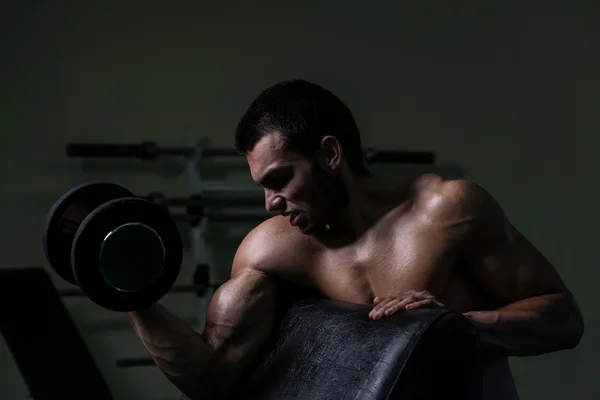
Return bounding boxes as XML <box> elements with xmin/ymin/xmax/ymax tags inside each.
<box><xmin>43</xmin><ymin>182</ymin><xmax>183</xmax><ymax>311</ymax></box>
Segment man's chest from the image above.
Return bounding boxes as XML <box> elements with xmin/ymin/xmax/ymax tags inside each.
<box><xmin>309</xmin><ymin>224</ymin><xmax>458</xmax><ymax>305</ymax></box>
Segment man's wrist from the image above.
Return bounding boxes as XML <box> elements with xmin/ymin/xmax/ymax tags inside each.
<box><xmin>463</xmin><ymin>310</ymin><xmax>501</xmax><ymax>330</ymax></box>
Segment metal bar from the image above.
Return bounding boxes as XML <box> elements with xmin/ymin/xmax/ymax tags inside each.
<box><xmin>66</xmin><ymin>142</ymin><xmax>160</xmax><ymax>159</ymax></box>
<box><xmin>67</xmin><ymin>142</ymin><xmax>436</xmax><ymax>165</ymax></box>
<box><xmin>144</xmin><ymin>194</ymin><xmax>264</xmax><ymax>207</ymax></box>
<box><xmin>65</xmin><ymin>143</ymin><xmax>242</xmax><ymax>159</ymax></box>
<box><xmin>157</xmin><ymin>146</ymin><xmax>194</xmax><ymax>157</ymax></box>
<box><xmin>199</xmin><ymin>180</ymin><xmax>261</xmax><ymax>193</ymax></box>
<box><xmin>183</xmin><ymin>131</ymin><xmax>214</xmax><ymax>332</ymax></box>
<box><xmin>182</xmin><ymin>196</ymin><xmax>264</xmax><ymax>207</ymax></box>
<box><xmin>202</xmin><ymin>148</ymin><xmax>242</xmax><ymax>157</ymax></box>
<box><xmin>206</xmin><ymin>212</ymin><xmax>270</xmax><ymax>222</ymax></box>
<box><xmin>172</xmin><ymin>212</ymin><xmax>270</xmax><ymax>223</ymax></box>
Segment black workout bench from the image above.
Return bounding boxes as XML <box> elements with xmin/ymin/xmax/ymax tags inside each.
<box><xmin>0</xmin><ymin>267</ymin><xmax>114</xmax><ymax>400</ymax></box>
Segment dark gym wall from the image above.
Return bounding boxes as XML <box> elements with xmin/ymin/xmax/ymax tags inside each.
<box><xmin>1</xmin><ymin>1</ymin><xmax>598</xmax><ymax>399</ymax></box>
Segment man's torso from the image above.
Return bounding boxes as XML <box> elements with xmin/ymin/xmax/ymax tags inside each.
<box><xmin>251</xmin><ymin>174</ymin><xmax>519</xmax><ymax>399</ymax></box>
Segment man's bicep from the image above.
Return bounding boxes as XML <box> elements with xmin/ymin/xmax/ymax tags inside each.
<box><xmin>202</xmin><ymin>270</ymin><xmax>278</xmax><ymax>381</ymax></box>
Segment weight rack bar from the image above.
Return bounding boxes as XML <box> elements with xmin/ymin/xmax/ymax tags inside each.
<box><xmin>144</xmin><ymin>193</ymin><xmax>265</xmax><ymax>207</ymax></box>
<box><xmin>66</xmin><ymin>142</ymin><xmax>436</xmax><ymax>165</ymax></box>
<box><xmin>172</xmin><ymin>212</ymin><xmax>270</xmax><ymax>223</ymax></box>
<box><xmin>65</xmin><ymin>142</ymin><xmax>239</xmax><ymax>159</ymax></box>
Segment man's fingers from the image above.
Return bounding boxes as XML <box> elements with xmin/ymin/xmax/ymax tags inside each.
<box><xmin>379</xmin><ymin>298</ymin><xmax>404</xmax><ymax>315</ymax></box>
<box><xmin>370</xmin><ymin>292</ymin><xmax>442</xmax><ymax>320</ymax></box>
<box><xmin>382</xmin><ymin>296</ymin><xmax>415</xmax><ymax>315</ymax></box>
<box><xmin>405</xmin><ymin>298</ymin><xmax>444</xmax><ymax>310</ymax></box>
<box><xmin>371</xmin><ymin>294</ymin><xmax>421</xmax><ymax>318</ymax></box>
<box><xmin>369</xmin><ymin>297</ymin><xmax>397</xmax><ymax>319</ymax></box>
<box><xmin>374</xmin><ymin>296</ymin><xmax>395</xmax><ymax>309</ymax></box>
<box><xmin>416</xmin><ymin>291</ymin><xmax>435</xmax><ymax>299</ymax></box>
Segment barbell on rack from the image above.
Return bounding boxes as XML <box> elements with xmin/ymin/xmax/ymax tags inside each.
<box><xmin>141</xmin><ymin>192</ymin><xmax>270</xmax><ymax>224</ymax></box>
<box><xmin>65</xmin><ymin>142</ymin><xmax>238</xmax><ymax>159</ymax></box>
<box><xmin>65</xmin><ymin>141</ymin><xmax>437</xmax><ymax>165</ymax></box>
<box><xmin>173</xmin><ymin>212</ymin><xmax>270</xmax><ymax>223</ymax></box>
<box><xmin>142</xmin><ymin>192</ymin><xmax>265</xmax><ymax>208</ymax></box>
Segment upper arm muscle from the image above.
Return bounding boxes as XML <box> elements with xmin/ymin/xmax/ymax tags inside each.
<box><xmin>465</xmin><ymin>223</ymin><xmax>567</xmax><ymax>305</ymax></box>
<box><xmin>200</xmin><ymin>221</ymin><xmax>284</xmax><ymax>388</ymax></box>
<box><xmin>440</xmin><ymin>180</ymin><xmax>568</xmax><ymax>306</ymax></box>
<box><xmin>203</xmin><ymin>269</ymin><xmax>277</xmax><ymax>355</ymax></box>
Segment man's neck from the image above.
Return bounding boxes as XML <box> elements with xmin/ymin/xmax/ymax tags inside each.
<box><xmin>328</xmin><ymin>173</ymin><xmax>406</xmax><ymax>239</ymax></box>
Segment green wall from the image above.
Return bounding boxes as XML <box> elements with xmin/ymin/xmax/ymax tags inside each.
<box><xmin>2</xmin><ymin>1</ymin><xmax>597</xmax><ymax>399</ymax></box>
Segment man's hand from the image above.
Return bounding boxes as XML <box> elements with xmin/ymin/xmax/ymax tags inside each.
<box><xmin>369</xmin><ymin>290</ymin><xmax>444</xmax><ymax>320</ymax></box>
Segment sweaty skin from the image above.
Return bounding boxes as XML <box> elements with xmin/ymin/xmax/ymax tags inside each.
<box><xmin>129</xmin><ymin>133</ymin><xmax>583</xmax><ymax>400</ymax></box>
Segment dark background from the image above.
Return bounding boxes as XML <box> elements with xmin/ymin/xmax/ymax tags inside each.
<box><xmin>1</xmin><ymin>1</ymin><xmax>597</xmax><ymax>399</ymax></box>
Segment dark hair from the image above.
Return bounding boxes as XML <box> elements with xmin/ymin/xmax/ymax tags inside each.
<box><xmin>235</xmin><ymin>79</ymin><xmax>367</xmax><ymax>172</ymax></box>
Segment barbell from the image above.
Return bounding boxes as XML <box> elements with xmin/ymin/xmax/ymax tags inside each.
<box><xmin>65</xmin><ymin>141</ymin><xmax>437</xmax><ymax>164</ymax></box>
<box><xmin>142</xmin><ymin>192</ymin><xmax>270</xmax><ymax>223</ymax></box>
<box><xmin>43</xmin><ymin>182</ymin><xmax>183</xmax><ymax>311</ymax></box>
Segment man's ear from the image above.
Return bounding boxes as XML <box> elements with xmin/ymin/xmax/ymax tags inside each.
<box><xmin>318</xmin><ymin>136</ymin><xmax>342</xmax><ymax>173</ymax></box>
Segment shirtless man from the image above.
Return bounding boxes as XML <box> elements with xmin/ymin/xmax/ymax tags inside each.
<box><xmin>129</xmin><ymin>80</ymin><xmax>584</xmax><ymax>399</ymax></box>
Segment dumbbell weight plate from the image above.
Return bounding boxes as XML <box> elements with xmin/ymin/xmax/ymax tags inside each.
<box><xmin>71</xmin><ymin>197</ymin><xmax>182</xmax><ymax>311</ymax></box>
<box><xmin>43</xmin><ymin>182</ymin><xmax>135</xmax><ymax>285</ymax></box>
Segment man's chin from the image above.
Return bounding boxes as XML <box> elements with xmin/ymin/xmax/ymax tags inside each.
<box><xmin>299</xmin><ymin>225</ymin><xmax>314</xmax><ymax>235</ymax></box>
<box><xmin>299</xmin><ymin>220</ymin><xmax>330</xmax><ymax>235</ymax></box>
<box><xmin>297</xmin><ymin>220</ymin><xmax>317</xmax><ymax>235</ymax></box>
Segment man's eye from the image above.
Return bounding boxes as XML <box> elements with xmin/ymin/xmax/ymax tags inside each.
<box><xmin>267</xmin><ymin>172</ymin><xmax>292</xmax><ymax>189</ymax></box>
<box><xmin>268</xmin><ymin>178</ymin><xmax>286</xmax><ymax>189</ymax></box>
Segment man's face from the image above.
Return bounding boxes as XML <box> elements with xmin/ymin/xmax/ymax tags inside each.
<box><xmin>247</xmin><ymin>132</ymin><xmax>349</xmax><ymax>235</ymax></box>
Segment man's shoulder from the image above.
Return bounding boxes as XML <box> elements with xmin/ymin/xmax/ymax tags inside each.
<box><xmin>231</xmin><ymin>216</ymin><xmax>316</xmax><ymax>276</ymax></box>
<box><xmin>409</xmin><ymin>174</ymin><xmax>490</xmax><ymax>221</ymax></box>
<box><xmin>409</xmin><ymin>173</ymin><xmax>466</xmax><ymax>194</ymax></box>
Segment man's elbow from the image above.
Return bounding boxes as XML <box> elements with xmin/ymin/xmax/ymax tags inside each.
<box><xmin>565</xmin><ymin>312</ymin><xmax>584</xmax><ymax>350</ymax></box>
<box><xmin>559</xmin><ymin>295</ymin><xmax>585</xmax><ymax>350</ymax></box>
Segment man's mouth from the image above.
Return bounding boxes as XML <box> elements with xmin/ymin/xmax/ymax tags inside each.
<box><xmin>290</xmin><ymin>213</ymin><xmax>301</xmax><ymax>226</ymax></box>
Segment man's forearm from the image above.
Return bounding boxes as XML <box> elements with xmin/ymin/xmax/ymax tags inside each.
<box><xmin>464</xmin><ymin>293</ymin><xmax>584</xmax><ymax>357</ymax></box>
<box><xmin>128</xmin><ymin>304</ymin><xmax>225</xmax><ymax>399</ymax></box>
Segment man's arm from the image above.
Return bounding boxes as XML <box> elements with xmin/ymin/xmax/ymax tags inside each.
<box><xmin>128</xmin><ymin>234</ymin><xmax>278</xmax><ymax>399</ymax></box>
<box><xmin>443</xmin><ymin>180</ymin><xmax>584</xmax><ymax>357</ymax></box>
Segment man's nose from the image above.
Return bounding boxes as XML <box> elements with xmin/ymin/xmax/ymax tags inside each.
<box><xmin>265</xmin><ymin>190</ymin><xmax>284</xmax><ymax>213</ymax></box>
